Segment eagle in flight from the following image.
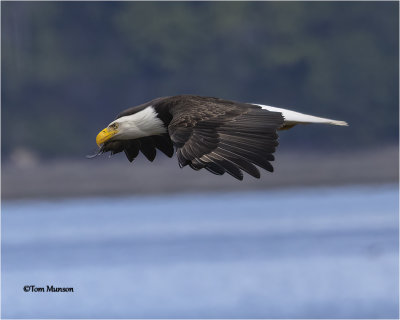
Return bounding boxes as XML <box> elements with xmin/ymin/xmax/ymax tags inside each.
<box><xmin>90</xmin><ymin>95</ymin><xmax>347</xmax><ymax>180</ymax></box>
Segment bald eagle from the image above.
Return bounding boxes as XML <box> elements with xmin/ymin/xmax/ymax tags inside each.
<box><xmin>90</xmin><ymin>95</ymin><xmax>347</xmax><ymax>180</ymax></box>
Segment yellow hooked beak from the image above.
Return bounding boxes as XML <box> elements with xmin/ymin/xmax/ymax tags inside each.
<box><xmin>96</xmin><ymin>127</ymin><xmax>118</xmax><ymax>147</ymax></box>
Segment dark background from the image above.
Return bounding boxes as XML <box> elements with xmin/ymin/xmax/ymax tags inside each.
<box><xmin>2</xmin><ymin>1</ymin><xmax>398</xmax><ymax>159</ymax></box>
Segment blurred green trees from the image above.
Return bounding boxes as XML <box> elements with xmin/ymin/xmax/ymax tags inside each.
<box><xmin>2</xmin><ymin>2</ymin><xmax>398</xmax><ymax>158</ymax></box>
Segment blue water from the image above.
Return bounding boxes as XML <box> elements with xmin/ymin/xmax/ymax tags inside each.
<box><xmin>1</xmin><ymin>185</ymin><xmax>399</xmax><ymax>318</ymax></box>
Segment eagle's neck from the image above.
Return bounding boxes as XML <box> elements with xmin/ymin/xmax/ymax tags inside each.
<box><xmin>117</xmin><ymin>106</ymin><xmax>167</xmax><ymax>140</ymax></box>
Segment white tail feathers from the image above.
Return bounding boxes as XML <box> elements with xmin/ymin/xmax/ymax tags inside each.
<box><xmin>255</xmin><ymin>104</ymin><xmax>348</xmax><ymax>127</ymax></box>
<box><xmin>326</xmin><ymin>120</ymin><xmax>348</xmax><ymax>126</ymax></box>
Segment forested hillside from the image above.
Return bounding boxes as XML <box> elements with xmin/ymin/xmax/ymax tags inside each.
<box><xmin>2</xmin><ymin>1</ymin><xmax>398</xmax><ymax>158</ymax></box>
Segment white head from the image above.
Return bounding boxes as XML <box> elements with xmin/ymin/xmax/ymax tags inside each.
<box><xmin>96</xmin><ymin>106</ymin><xmax>166</xmax><ymax>146</ymax></box>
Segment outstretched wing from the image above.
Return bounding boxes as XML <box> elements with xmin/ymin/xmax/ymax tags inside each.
<box><xmin>167</xmin><ymin>97</ymin><xmax>284</xmax><ymax>180</ymax></box>
<box><xmin>99</xmin><ymin>133</ymin><xmax>174</xmax><ymax>162</ymax></box>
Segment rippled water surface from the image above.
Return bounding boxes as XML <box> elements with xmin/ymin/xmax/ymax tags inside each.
<box><xmin>2</xmin><ymin>185</ymin><xmax>399</xmax><ymax>318</ymax></box>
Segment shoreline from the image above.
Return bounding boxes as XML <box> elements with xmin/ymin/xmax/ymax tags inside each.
<box><xmin>2</xmin><ymin>146</ymin><xmax>398</xmax><ymax>200</ymax></box>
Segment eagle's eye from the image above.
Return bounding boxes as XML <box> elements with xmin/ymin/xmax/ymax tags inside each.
<box><xmin>109</xmin><ymin>123</ymin><xmax>119</xmax><ymax>130</ymax></box>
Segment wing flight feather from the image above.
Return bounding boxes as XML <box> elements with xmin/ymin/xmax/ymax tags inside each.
<box><xmin>167</xmin><ymin>97</ymin><xmax>284</xmax><ymax>180</ymax></box>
